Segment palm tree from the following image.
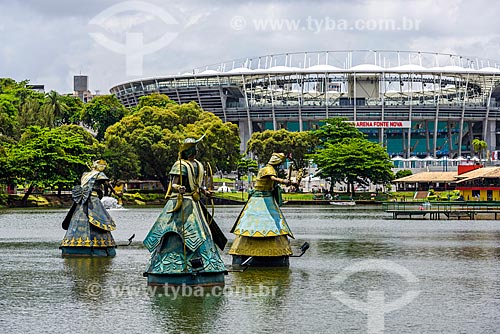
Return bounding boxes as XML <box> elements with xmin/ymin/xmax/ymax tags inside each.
<box><xmin>18</xmin><ymin>97</ymin><xmax>51</xmax><ymax>128</ymax></box>
<box><xmin>43</xmin><ymin>91</ymin><xmax>68</xmax><ymax>127</ymax></box>
<box><xmin>472</xmin><ymin>138</ymin><xmax>487</xmax><ymax>161</ymax></box>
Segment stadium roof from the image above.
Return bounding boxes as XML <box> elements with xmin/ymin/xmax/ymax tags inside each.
<box><xmin>170</xmin><ymin>64</ymin><xmax>500</xmax><ymax>77</ymax></box>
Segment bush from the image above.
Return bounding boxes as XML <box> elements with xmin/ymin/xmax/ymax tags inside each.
<box><xmin>0</xmin><ymin>193</ymin><xmax>7</xmax><ymax>206</ymax></box>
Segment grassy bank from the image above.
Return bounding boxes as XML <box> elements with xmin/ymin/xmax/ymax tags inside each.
<box><xmin>1</xmin><ymin>190</ymin><xmax>463</xmax><ymax>208</ymax></box>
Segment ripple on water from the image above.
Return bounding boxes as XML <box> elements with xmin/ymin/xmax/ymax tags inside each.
<box><xmin>0</xmin><ymin>206</ymin><xmax>499</xmax><ymax>333</ymax></box>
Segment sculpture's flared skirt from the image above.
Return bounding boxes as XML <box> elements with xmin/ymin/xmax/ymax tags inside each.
<box><xmin>60</xmin><ymin>246</ymin><xmax>116</xmax><ymax>257</ymax></box>
<box><xmin>60</xmin><ymin>197</ymin><xmax>117</xmax><ymax>257</ymax></box>
<box><xmin>143</xmin><ymin>196</ymin><xmax>227</xmax><ymax>286</ymax></box>
<box><xmin>229</xmin><ymin>235</ymin><xmax>292</xmax><ymax>267</ymax></box>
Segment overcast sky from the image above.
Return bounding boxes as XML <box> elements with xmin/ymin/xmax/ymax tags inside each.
<box><xmin>1</xmin><ymin>0</ymin><xmax>499</xmax><ymax>94</ymax></box>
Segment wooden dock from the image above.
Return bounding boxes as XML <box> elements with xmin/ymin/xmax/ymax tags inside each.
<box><xmin>383</xmin><ymin>202</ymin><xmax>500</xmax><ymax>220</ymax></box>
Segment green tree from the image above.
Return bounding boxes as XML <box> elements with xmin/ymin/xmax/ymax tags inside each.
<box><xmin>81</xmin><ymin>95</ymin><xmax>127</xmax><ymax>140</ymax></box>
<box><xmin>472</xmin><ymin>138</ymin><xmax>487</xmax><ymax>160</ymax></box>
<box><xmin>236</xmin><ymin>156</ymin><xmax>258</xmax><ymax>181</ymax></box>
<box><xmin>395</xmin><ymin>169</ymin><xmax>412</xmax><ymax>179</ymax></box>
<box><xmin>59</xmin><ymin>95</ymin><xmax>84</xmax><ymax>124</ymax></box>
<box><xmin>102</xmin><ymin>134</ymin><xmax>140</xmax><ymax>183</ymax></box>
<box><xmin>310</xmin><ymin>138</ymin><xmax>394</xmax><ymax>195</ymax></box>
<box><xmin>5</xmin><ymin>125</ymin><xmax>101</xmax><ymax>204</ymax></box>
<box><xmin>0</xmin><ymin>78</ymin><xmax>19</xmax><ymax>92</ymax></box>
<box><xmin>41</xmin><ymin>90</ymin><xmax>73</xmax><ymax>127</ymax></box>
<box><xmin>0</xmin><ymin>93</ymin><xmax>19</xmax><ymax>137</ymax></box>
<box><xmin>18</xmin><ymin>96</ymin><xmax>54</xmax><ymax>129</ymax></box>
<box><xmin>0</xmin><ymin>135</ymin><xmax>15</xmax><ymax>183</ymax></box>
<box><xmin>105</xmin><ymin>96</ymin><xmax>240</xmax><ymax>189</ymax></box>
<box><xmin>16</xmin><ymin>90</ymin><xmax>82</xmax><ymax>128</ymax></box>
<box><xmin>187</xmin><ymin>109</ymin><xmax>241</xmax><ymax>172</ymax></box>
<box><xmin>246</xmin><ymin>129</ymin><xmax>317</xmax><ymax>168</ymax></box>
<box><xmin>312</xmin><ymin>117</ymin><xmax>366</xmax><ymax>146</ymax></box>
<box><xmin>134</xmin><ymin>92</ymin><xmax>177</xmax><ymax>111</ymax></box>
<box><xmin>0</xmin><ymin>78</ymin><xmax>47</xmax><ymax>138</ymax></box>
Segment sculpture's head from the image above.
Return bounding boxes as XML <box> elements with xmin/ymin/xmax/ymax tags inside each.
<box><xmin>92</xmin><ymin>159</ymin><xmax>107</xmax><ymax>172</ymax></box>
<box><xmin>179</xmin><ymin>133</ymin><xmax>205</xmax><ymax>159</ymax></box>
<box><xmin>268</xmin><ymin>152</ymin><xmax>286</xmax><ymax>165</ymax></box>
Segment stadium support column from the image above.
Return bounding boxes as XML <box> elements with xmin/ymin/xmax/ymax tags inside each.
<box><xmin>218</xmin><ymin>77</ymin><xmax>227</xmax><ymax>122</ymax></box>
<box><xmin>468</xmin><ymin>121</ymin><xmax>474</xmax><ymax>154</ymax></box>
<box><xmin>458</xmin><ymin>73</ymin><xmax>470</xmax><ymax>157</ymax></box>
<box><xmin>433</xmin><ymin>74</ymin><xmax>442</xmax><ymax>157</ymax></box>
<box><xmin>241</xmin><ymin>75</ymin><xmax>252</xmax><ymax>151</ymax></box>
<box><xmin>426</xmin><ymin>120</ymin><xmax>430</xmax><ymax>154</ymax></box>
<box><xmin>173</xmin><ymin>77</ymin><xmax>181</xmax><ymax>104</ymax></box>
<box><xmin>194</xmin><ymin>77</ymin><xmax>203</xmax><ymax>110</ymax></box>
<box><xmin>447</xmin><ymin>121</ymin><xmax>453</xmax><ymax>157</ymax></box>
<box><xmin>298</xmin><ymin>75</ymin><xmax>303</xmax><ymax>131</ymax></box>
<box><xmin>407</xmin><ymin>75</ymin><xmax>413</xmax><ymax>158</ymax></box>
<box><xmin>380</xmin><ymin>72</ymin><xmax>385</xmax><ymax>150</ymax></box>
<box><xmin>268</xmin><ymin>74</ymin><xmax>277</xmax><ymax>130</ymax></box>
<box><xmin>325</xmin><ymin>75</ymin><xmax>329</xmax><ymax>119</ymax></box>
<box><xmin>353</xmin><ymin>73</ymin><xmax>357</xmax><ymax>122</ymax></box>
<box><xmin>482</xmin><ymin>76</ymin><xmax>496</xmax><ymax>151</ymax></box>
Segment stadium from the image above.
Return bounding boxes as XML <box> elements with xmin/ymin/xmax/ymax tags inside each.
<box><xmin>110</xmin><ymin>50</ymin><xmax>500</xmax><ymax>159</ymax></box>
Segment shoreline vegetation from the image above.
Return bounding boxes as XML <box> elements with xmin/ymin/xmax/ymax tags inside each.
<box><xmin>0</xmin><ymin>190</ymin><xmax>471</xmax><ymax>208</ymax></box>
<box><xmin>2</xmin><ymin>191</ymin><xmax>382</xmax><ymax>208</ymax></box>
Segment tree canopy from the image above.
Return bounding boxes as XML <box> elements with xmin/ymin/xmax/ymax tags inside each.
<box><xmin>104</xmin><ymin>95</ymin><xmax>240</xmax><ymax>189</ymax></box>
<box><xmin>0</xmin><ymin>79</ymin><xmax>47</xmax><ymax>139</ymax></box>
<box><xmin>311</xmin><ymin>117</ymin><xmax>366</xmax><ymax>145</ymax></box>
<box><xmin>472</xmin><ymin>138</ymin><xmax>487</xmax><ymax>160</ymax></box>
<box><xmin>4</xmin><ymin>125</ymin><xmax>101</xmax><ymax>203</ymax></box>
<box><xmin>134</xmin><ymin>92</ymin><xmax>177</xmax><ymax>111</ymax></box>
<box><xmin>310</xmin><ymin>137</ymin><xmax>394</xmax><ymax>194</ymax></box>
<box><xmin>0</xmin><ymin>81</ymin><xmax>242</xmax><ymax>197</ymax></box>
<box><xmin>395</xmin><ymin>169</ymin><xmax>412</xmax><ymax>179</ymax></box>
<box><xmin>0</xmin><ymin>79</ymin><xmax>85</xmax><ymax>139</ymax></box>
<box><xmin>81</xmin><ymin>95</ymin><xmax>127</xmax><ymax>140</ymax></box>
<box><xmin>246</xmin><ymin>129</ymin><xmax>317</xmax><ymax>168</ymax></box>
<box><xmin>236</xmin><ymin>156</ymin><xmax>259</xmax><ymax>181</ymax></box>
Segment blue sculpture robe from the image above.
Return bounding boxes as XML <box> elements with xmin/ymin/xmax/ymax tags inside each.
<box><xmin>143</xmin><ymin>159</ymin><xmax>226</xmax><ymax>274</ymax></box>
<box><xmin>61</xmin><ymin>170</ymin><xmax>116</xmax><ymax>249</ymax></box>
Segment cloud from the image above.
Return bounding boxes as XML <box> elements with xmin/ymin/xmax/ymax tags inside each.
<box><xmin>0</xmin><ymin>0</ymin><xmax>498</xmax><ymax>94</ymax></box>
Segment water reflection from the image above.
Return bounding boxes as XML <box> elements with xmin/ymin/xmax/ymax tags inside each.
<box><xmin>317</xmin><ymin>239</ymin><xmax>394</xmax><ymax>258</ymax></box>
<box><xmin>150</xmin><ymin>292</ymin><xmax>225</xmax><ymax>334</ymax></box>
<box><xmin>1</xmin><ymin>207</ymin><xmax>500</xmax><ymax>333</ymax></box>
<box><xmin>63</xmin><ymin>257</ymin><xmax>113</xmax><ymax>301</ymax></box>
<box><xmin>148</xmin><ymin>268</ymin><xmax>292</xmax><ymax>333</ymax></box>
<box><xmin>316</xmin><ymin>236</ymin><xmax>500</xmax><ymax>261</ymax></box>
<box><xmin>230</xmin><ymin>267</ymin><xmax>292</xmax><ymax>309</ymax></box>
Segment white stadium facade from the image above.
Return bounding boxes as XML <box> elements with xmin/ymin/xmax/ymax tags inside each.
<box><xmin>110</xmin><ymin>50</ymin><xmax>500</xmax><ymax>159</ymax></box>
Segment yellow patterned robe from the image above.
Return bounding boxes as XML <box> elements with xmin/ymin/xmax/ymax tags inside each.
<box><xmin>229</xmin><ymin>164</ymin><xmax>294</xmax><ymax>257</ymax></box>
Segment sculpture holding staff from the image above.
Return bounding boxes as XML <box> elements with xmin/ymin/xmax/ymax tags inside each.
<box><xmin>143</xmin><ymin>135</ymin><xmax>227</xmax><ymax>286</ymax></box>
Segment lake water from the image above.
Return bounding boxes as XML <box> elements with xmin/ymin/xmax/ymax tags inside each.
<box><xmin>0</xmin><ymin>205</ymin><xmax>499</xmax><ymax>333</ymax></box>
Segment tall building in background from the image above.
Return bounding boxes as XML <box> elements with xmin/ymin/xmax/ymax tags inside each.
<box><xmin>73</xmin><ymin>75</ymin><xmax>94</xmax><ymax>102</ymax></box>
